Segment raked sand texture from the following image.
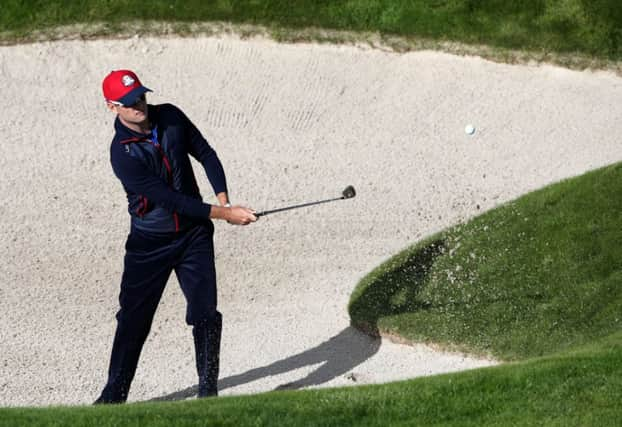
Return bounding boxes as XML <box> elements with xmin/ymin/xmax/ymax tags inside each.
<box><xmin>1</xmin><ymin>35</ymin><xmax>621</xmax><ymax>407</ymax></box>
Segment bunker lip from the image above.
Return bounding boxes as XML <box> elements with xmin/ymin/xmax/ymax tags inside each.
<box><xmin>1</xmin><ymin>34</ymin><xmax>620</xmax><ymax>407</ymax></box>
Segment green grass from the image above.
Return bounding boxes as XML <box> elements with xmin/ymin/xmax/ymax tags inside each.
<box><xmin>349</xmin><ymin>162</ymin><xmax>622</xmax><ymax>361</ymax></box>
<box><xmin>1</xmin><ymin>333</ymin><xmax>621</xmax><ymax>426</ymax></box>
<box><xmin>2</xmin><ymin>1</ymin><xmax>622</xmax><ymax>63</ymax></box>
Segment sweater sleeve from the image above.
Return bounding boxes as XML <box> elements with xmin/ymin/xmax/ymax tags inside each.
<box><xmin>180</xmin><ymin>109</ymin><xmax>228</xmax><ymax>195</ymax></box>
<box><xmin>111</xmin><ymin>142</ymin><xmax>213</xmax><ymax>220</ymax></box>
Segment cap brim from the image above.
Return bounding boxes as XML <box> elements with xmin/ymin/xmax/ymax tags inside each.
<box><xmin>118</xmin><ymin>86</ymin><xmax>152</xmax><ymax>106</ymax></box>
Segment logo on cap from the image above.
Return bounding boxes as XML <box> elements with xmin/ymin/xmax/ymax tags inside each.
<box><xmin>122</xmin><ymin>75</ymin><xmax>135</xmax><ymax>87</ymax></box>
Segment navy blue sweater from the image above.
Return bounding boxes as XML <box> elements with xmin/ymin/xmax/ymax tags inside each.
<box><xmin>110</xmin><ymin>103</ymin><xmax>227</xmax><ymax>233</ymax></box>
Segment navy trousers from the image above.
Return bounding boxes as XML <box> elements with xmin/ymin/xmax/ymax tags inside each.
<box><xmin>97</xmin><ymin>223</ymin><xmax>221</xmax><ymax>403</ymax></box>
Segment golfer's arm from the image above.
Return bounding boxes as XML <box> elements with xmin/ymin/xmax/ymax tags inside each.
<box><xmin>112</xmin><ymin>145</ymin><xmax>216</xmax><ymax>221</ymax></box>
<box><xmin>209</xmin><ymin>204</ymin><xmax>232</xmax><ymax>220</ymax></box>
<box><xmin>209</xmin><ymin>192</ymin><xmax>232</xmax><ymax>220</ymax></box>
<box><xmin>215</xmin><ymin>192</ymin><xmax>229</xmax><ymax>206</ymax></box>
<box><xmin>182</xmin><ymin>107</ymin><xmax>229</xmax><ymax>196</ymax></box>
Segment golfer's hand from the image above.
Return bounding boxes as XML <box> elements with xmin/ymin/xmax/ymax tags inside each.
<box><xmin>226</xmin><ymin>206</ymin><xmax>257</xmax><ymax>225</ymax></box>
<box><xmin>210</xmin><ymin>204</ymin><xmax>256</xmax><ymax>225</ymax></box>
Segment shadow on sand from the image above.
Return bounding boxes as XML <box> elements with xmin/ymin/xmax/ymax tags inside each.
<box><xmin>150</xmin><ymin>326</ymin><xmax>380</xmax><ymax>402</ymax></box>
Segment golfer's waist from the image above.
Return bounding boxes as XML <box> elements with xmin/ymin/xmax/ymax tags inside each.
<box><xmin>130</xmin><ymin>212</ymin><xmax>196</xmax><ymax>234</ymax></box>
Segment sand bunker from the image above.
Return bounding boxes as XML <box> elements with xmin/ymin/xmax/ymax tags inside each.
<box><xmin>1</xmin><ymin>34</ymin><xmax>621</xmax><ymax>406</ymax></box>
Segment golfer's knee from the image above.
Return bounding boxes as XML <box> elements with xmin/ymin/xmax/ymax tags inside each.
<box><xmin>116</xmin><ymin>311</ymin><xmax>154</xmax><ymax>338</ymax></box>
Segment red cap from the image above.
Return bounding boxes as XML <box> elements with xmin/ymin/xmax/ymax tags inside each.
<box><xmin>102</xmin><ymin>70</ymin><xmax>152</xmax><ymax>106</ymax></box>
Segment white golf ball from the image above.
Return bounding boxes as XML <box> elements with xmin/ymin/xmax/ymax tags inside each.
<box><xmin>465</xmin><ymin>124</ymin><xmax>475</xmax><ymax>135</ymax></box>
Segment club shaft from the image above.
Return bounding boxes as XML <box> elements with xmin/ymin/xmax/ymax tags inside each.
<box><xmin>255</xmin><ymin>196</ymin><xmax>343</xmax><ymax>217</ymax></box>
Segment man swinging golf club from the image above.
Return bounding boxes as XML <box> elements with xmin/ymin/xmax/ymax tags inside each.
<box><xmin>95</xmin><ymin>69</ymin><xmax>257</xmax><ymax>404</ymax></box>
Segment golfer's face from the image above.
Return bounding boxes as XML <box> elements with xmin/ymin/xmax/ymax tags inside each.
<box><xmin>115</xmin><ymin>94</ymin><xmax>148</xmax><ymax>123</ymax></box>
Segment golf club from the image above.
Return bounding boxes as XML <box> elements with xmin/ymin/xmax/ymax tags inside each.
<box><xmin>255</xmin><ymin>185</ymin><xmax>356</xmax><ymax>217</ymax></box>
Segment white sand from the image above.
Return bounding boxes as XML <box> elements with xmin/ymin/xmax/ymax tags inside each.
<box><xmin>1</xmin><ymin>35</ymin><xmax>621</xmax><ymax>407</ymax></box>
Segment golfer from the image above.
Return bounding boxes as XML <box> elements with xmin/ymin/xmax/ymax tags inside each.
<box><xmin>95</xmin><ymin>69</ymin><xmax>256</xmax><ymax>404</ymax></box>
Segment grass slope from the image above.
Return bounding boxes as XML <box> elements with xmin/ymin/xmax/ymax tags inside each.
<box><xmin>1</xmin><ymin>332</ymin><xmax>620</xmax><ymax>426</ymax></box>
<box><xmin>1</xmin><ymin>1</ymin><xmax>622</xmax><ymax>62</ymax></box>
<box><xmin>349</xmin><ymin>163</ymin><xmax>622</xmax><ymax>361</ymax></box>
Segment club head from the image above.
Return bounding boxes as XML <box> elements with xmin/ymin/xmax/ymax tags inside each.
<box><xmin>342</xmin><ymin>185</ymin><xmax>356</xmax><ymax>199</ymax></box>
